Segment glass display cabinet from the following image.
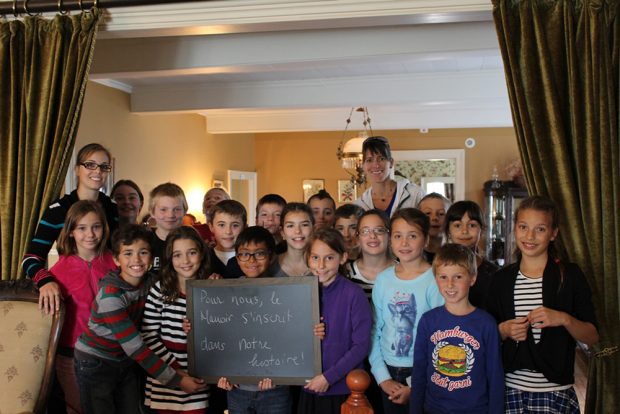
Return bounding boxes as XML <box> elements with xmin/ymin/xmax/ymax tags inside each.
<box><xmin>484</xmin><ymin>178</ymin><xmax>528</xmax><ymax>266</ymax></box>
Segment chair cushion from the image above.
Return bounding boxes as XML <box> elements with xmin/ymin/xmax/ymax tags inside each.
<box><xmin>0</xmin><ymin>300</ymin><xmax>54</xmax><ymax>413</ymax></box>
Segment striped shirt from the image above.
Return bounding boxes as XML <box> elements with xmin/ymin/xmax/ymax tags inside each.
<box><xmin>141</xmin><ymin>281</ymin><xmax>208</xmax><ymax>410</ymax></box>
<box><xmin>505</xmin><ymin>271</ymin><xmax>571</xmax><ymax>392</ymax></box>
<box><xmin>75</xmin><ymin>271</ymin><xmax>181</xmax><ymax>387</ymax></box>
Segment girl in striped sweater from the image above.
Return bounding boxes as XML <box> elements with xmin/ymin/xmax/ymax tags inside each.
<box><xmin>142</xmin><ymin>226</ymin><xmax>211</xmax><ymax>413</ymax></box>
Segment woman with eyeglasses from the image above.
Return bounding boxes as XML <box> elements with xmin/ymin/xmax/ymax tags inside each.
<box><xmin>346</xmin><ymin>209</ymin><xmax>394</xmax><ymax>299</ymax></box>
<box><xmin>354</xmin><ymin>136</ymin><xmax>425</xmax><ymax>217</ymax></box>
<box><xmin>22</xmin><ymin>143</ymin><xmax>119</xmax><ymax>315</ymax></box>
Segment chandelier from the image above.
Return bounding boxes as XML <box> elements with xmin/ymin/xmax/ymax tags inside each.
<box><xmin>336</xmin><ymin>107</ymin><xmax>373</xmax><ymax>186</ymax></box>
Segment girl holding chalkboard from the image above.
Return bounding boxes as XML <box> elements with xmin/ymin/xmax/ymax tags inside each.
<box><xmin>299</xmin><ymin>229</ymin><xmax>373</xmax><ymax>413</ymax></box>
<box><xmin>141</xmin><ymin>226</ymin><xmax>211</xmax><ymax>412</ymax></box>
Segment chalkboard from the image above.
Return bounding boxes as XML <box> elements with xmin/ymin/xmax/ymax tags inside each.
<box><xmin>186</xmin><ymin>276</ymin><xmax>321</xmax><ymax>385</ymax></box>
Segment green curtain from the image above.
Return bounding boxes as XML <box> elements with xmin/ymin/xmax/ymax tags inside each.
<box><xmin>0</xmin><ymin>10</ymin><xmax>101</xmax><ymax>280</ymax></box>
<box><xmin>493</xmin><ymin>0</ymin><xmax>619</xmax><ymax>412</ymax></box>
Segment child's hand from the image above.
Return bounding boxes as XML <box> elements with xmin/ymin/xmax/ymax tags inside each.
<box><xmin>313</xmin><ymin>318</ymin><xmax>326</xmax><ymax>340</ymax></box>
<box><xmin>38</xmin><ymin>282</ymin><xmax>62</xmax><ymax>315</ymax></box>
<box><xmin>304</xmin><ymin>374</ymin><xmax>329</xmax><ymax>393</ymax></box>
<box><xmin>182</xmin><ymin>318</ymin><xmax>192</xmax><ymax>334</ymax></box>
<box><xmin>258</xmin><ymin>378</ymin><xmax>274</xmax><ymax>390</ymax></box>
<box><xmin>499</xmin><ymin>316</ymin><xmax>529</xmax><ymax>341</ymax></box>
<box><xmin>179</xmin><ymin>376</ymin><xmax>206</xmax><ymax>394</ymax></box>
<box><xmin>209</xmin><ymin>272</ymin><xmax>223</xmax><ymax>280</ymax></box>
<box><xmin>390</xmin><ymin>384</ymin><xmax>411</xmax><ymax>405</ymax></box>
<box><xmin>217</xmin><ymin>377</ymin><xmax>234</xmax><ymax>391</ymax></box>
<box><xmin>528</xmin><ymin>306</ymin><xmax>566</xmax><ymax>328</ymax></box>
<box><xmin>379</xmin><ymin>380</ymin><xmax>410</xmax><ymax>405</ymax></box>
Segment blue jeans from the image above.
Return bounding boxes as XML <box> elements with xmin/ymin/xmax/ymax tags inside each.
<box><xmin>227</xmin><ymin>386</ymin><xmax>291</xmax><ymax>414</ymax></box>
<box><xmin>380</xmin><ymin>365</ymin><xmax>411</xmax><ymax>414</ymax></box>
<box><xmin>74</xmin><ymin>350</ymin><xmax>140</xmax><ymax>414</ymax></box>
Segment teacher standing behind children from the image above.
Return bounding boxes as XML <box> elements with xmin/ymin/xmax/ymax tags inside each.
<box><xmin>354</xmin><ymin>136</ymin><xmax>425</xmax><ymax>217</ymax></box>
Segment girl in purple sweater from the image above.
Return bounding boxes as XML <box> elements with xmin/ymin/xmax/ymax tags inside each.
<box><xmin>299</xmin><ymin>229</ymin><xmax>373</xmax><ymax>414</ymax></box>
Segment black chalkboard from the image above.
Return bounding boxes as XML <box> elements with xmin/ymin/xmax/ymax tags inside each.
<box><xmin>186</xmin><ymin>276</ymin><xmax>321</xmax><ymax>385</ymax></box>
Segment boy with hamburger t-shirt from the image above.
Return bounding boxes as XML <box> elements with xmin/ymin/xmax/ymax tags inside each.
<box><xmin>410</xmin><ymin>244</ymin><xmax>504</xmax><ymax>414</ymax></box>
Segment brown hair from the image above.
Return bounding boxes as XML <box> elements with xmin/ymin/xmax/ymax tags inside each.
<box><xmin>306</xmin><ymin>228</ymin><xmax>348</xmax><ymax>276</ymax></box>
<box><xmin>432</xmin><ymin>243</ymin><xmax>477</xmax><ymax>276</ymax></box>
<box><xmin>58</xmin><ymin>200</ymin><xmax>109</xmax><ymax>257</ymax></box>
<box><xmin>76</xmin><ymin>143</ymin><xmax>111</xmax><ymax>165</ymax></box>
<box><xmin>208</xmin><ymin>199</ymin><xmax>248</xmax><ymax>226</ymax></box>
<box><xmin>159</xmin><ymin>227</ymin><xmax>210</xmax><ymax>304</ymax></box>
<box><xmin>390</xmin><ymin>208</ymin><xmax>430</xmax><ymax>238</ymax></box>
<box><xmin>514</xmin><ymin>195</ymin><xmax>565</xmax><ymax>283</ymax></box>
<box><xmin>111</xmin><ymin>179</ymin><xmax>144</xmax><ymax>205</ymax></box>
<box><xmin>307</xmin><ymin>189</ymin><xmax>336</xmax><ymax>210</ymax></box>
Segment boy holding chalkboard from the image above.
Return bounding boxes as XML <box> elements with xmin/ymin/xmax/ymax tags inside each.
<box><xmin>217</xmin><ymin>226</ymin><xmax>293</xmax><ymax>413</ymax></box>
<box><xmin>74</xmin><ymin>225</ymin><xmax>206</xmax><ymax>413</ymax></box>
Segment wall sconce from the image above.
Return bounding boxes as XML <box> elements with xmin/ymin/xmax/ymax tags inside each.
<box><xmin>336</xmin><ymin>107</ymin><xmax>373</xmax><ymax>186</ymax></box>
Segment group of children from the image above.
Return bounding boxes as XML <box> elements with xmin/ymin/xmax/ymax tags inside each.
<box><xmin>22</xmin><ymin>142</ymin><xmax>599</xmax><ymax>414</ymax></box>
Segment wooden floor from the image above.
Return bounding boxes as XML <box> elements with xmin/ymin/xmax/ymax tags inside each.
<box><xmin>574</xmin><ymin>348</ymin><xmax>589</xmax><ymax>412</ymax></box>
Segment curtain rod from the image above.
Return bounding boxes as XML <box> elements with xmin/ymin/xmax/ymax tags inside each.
<box><xmin>0</xmin><ymin>0</ymin><xmax>212</xmax><ymax>15</ymax></box>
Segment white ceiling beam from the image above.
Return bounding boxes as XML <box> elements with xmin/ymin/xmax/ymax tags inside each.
<box><xmin>95</xmin><ymin>0</ymin><xmax>492</xmax><ymax>39</ymax></box>
<box><xmin>129</xmin><ymin>69</ymin><xmax>512</xmax><ymax>129</ymax></box>
<box><xmin>90</xmin><ymin>22</ymin><xmax>499</xmax><ymax>78</ymax></box>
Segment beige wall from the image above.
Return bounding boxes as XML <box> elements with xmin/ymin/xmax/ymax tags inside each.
<box><xmin>76</xmin><ymin>82</ymin><xmax>519</xmax><ymax>219</ymax></box>
<box><xmin>255</xmin><ymin>128</ymin><xmax>520</xmax><ymax>206</ymax></box>
<box><xmin>76</xmin><ymin>82</ymin><xmax>255</xmax><ymax>222</ymax></box>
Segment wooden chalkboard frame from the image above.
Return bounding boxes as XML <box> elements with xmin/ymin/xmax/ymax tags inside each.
<box><xmin>186</xmin><ymin>276</ymin><xmax>321</xmax><ymax>385</ymax></box>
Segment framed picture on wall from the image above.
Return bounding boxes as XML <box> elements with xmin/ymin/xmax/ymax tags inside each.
<box><xmin>337</xmin><ymin>180</ymin><xmax>357</xmax><ymax>203</ymax></box>
<box><xmin>212</xmin><ymin>179</ymin><xmax>224</xmax><ymax>188</ymax></box>
<box><xmin>302</xmin><ymin>179</ymin><xmax>324</xmax><ymax>202</ymax></box>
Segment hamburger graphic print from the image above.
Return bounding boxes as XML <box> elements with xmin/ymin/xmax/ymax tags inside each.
<box><xmin>434</xmin><ymin>343</ymin><xmax>473</xmax><ymax>377</ymax></box>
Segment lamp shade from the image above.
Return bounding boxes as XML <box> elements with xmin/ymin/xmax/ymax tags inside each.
<box><xmin>342</xmin><ymin>136</ymin><xmax>366</xmax><ymax>155</ymax></box>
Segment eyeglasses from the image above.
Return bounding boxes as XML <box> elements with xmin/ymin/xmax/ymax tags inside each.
<box><xmin>80</xmin><ymin>161</ymin><xmax>112</xmax><ymax>172</ymax></box>
<box><xmin>236</xmin><ymin>250</ymin><xmax>269</xmax><ymax>262</ymax></box>
<box><xmin>358</xmin><ymin>227</ymin><xmax>389</xmax><ymax>237</ymax></box>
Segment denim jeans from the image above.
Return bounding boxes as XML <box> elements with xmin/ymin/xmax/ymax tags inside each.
<box><xmin>74</xmin><ymin>350</ymin><xmax>140</xmax><ymax>414</ymax></box>
<box><xmin>227</xmin><ymin>386</ymin><xmax>291</xmax><ymax>414</ymax></box>
<box><xmin>380</xmin><ymin>365</ymin><xmax>412</xmax><ymax>414</ymax></box>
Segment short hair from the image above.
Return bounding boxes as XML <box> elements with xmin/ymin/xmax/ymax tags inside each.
<box><xmin>390</xmin><ymin>208</ymin><xmax>430</xmax><ymax>238</ymax></box>
<box><xmin>111</xmin><ymin>179</ymin><xmax>144</xmax><ymax>205</ymax></box>
<box><xmin>202</xmin><ymin>188</ymin><xmax>231</xmax><ymax>214</ymax></box>
<box><xmin>281</xmin><ymin>202</ymin><xmax>315</xmax><ymax>226</ymax></box>
<box><xmin>418</xmin><ymin>192</ymin><xmax>451</xmax><ymax>210</ymax></box>
<box><xmin>335</xmin><ymin>203</ymin><xmax>365</xmax><ymax>221</ymax></box>
<box><xmin>444</xmin><ymin>201</ymin><xmax>486</xmax><ymax>238</ymax></box>
<box><xmin>111</xmin><ymin>224</ymin><xmax>154</xmax><ymax>257</ymax></box>
<box><xmin>256</xmin><ymin>194</ymin><xmax>287</xmax><ymax>215</ymax></box>
<box><xmin>57</xmin><ymin>200</ymin><xmax>109</xmax><ymax>256</ymax></box>
<box><xmin>149</xmin><ymin>182</ymin><xmax>188</xmax><ymax>213</ymax></box>
<box><xmin>307</xmin><ymin>189</ymin><xmax>336</xmax><ymax>210</ymax></box>
<box><xmin>234</xmin><ymin>226</ymin><xmax>276</xmax><ymax>256</ymax></box>
<box><xmin>362</xmin><ymin>136</ymin><xmax>391</xmax><ymax>160</ymax></box>
<box><xmin>432</xmin><ymin>243</ymin><xmax>477</xmax><ymax>276</ymax></box>
<box><xmin>209</xmin><ymin>199</ymin><xmax>247</xmax><ymax>225</ymax></box>
<box><xmin>76</xmin><ymin>143</ymin><xmax>111</xmax><ymax>165</ymax></box>
<box><xmin>358</xmin><ymin>208</ymin><xmax>390</xmax><ymax>230</ymax></box>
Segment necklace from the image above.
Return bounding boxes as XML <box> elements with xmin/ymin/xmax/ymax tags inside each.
<box><xmin>375</xmin><ymin>182</ymin><xmax>395</xmax><ymax>202</ymax></box>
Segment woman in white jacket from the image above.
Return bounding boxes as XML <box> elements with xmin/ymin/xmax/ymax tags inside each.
<box><xmin>354</xmin><ymin>136</ymin><xmax>425</xmax><ymax>216</ymax></box>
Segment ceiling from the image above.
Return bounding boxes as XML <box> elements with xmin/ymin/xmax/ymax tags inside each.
<box><xmin>86</xmin><ymin>0</ymin><xmax>512</xmax><ymax>133</ymax></box>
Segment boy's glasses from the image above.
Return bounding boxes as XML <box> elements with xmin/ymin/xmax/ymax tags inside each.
<box><xmin>80</xmin><ymin>161</ymin><xmax>113</xmax><ymax>172</ymax></box>
<box><xmin>237</xmin><ymin>251</ymin><xmax>269</xmax><ymax>262</ymax></box>
<box><xmin>358</xmin><ymin>227</ymin><xmax>389</xmax><ymax>237</ymax></box>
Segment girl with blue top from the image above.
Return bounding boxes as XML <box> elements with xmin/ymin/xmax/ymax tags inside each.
<box><xmin>369</xmin><ymin>208</ymin><xmax>444</xmax><ymax>414</ymax></box>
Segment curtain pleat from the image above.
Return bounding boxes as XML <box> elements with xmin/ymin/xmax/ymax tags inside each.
<box><xmin>0</xmin><ymin>10</ymin><xmax>101</xmax><ymax>280</ymax></box>
<box><xmin>493</xmin><ymin>1</ymin><xmax>619</xmax><ymax>412</ymax></box>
